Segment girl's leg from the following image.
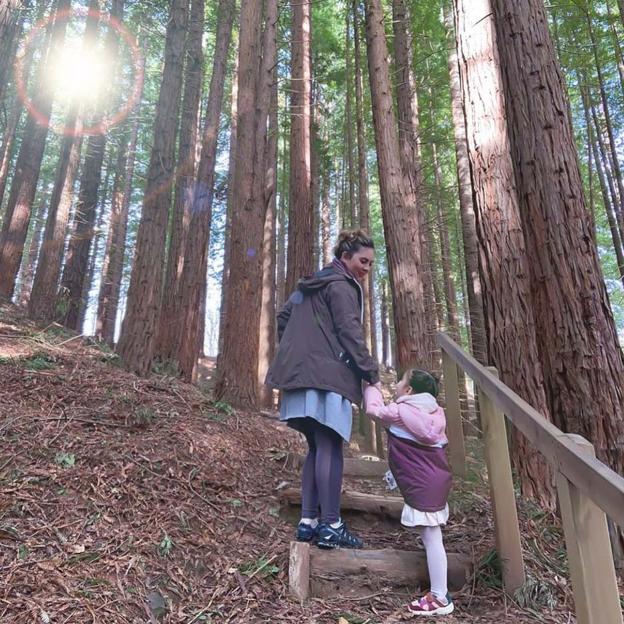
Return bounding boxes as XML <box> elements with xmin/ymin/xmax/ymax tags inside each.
<box><xmin>312</xmin><ymin>422</ymin><xmax>344</xmax><ymax>524</ymax></box>
<box><xmin>299</xmin><ymin>419</ymin><xmax>320</xmax><ymax>520</ymax></box>
<box><xmin>419</xmin><ymin>526</ymin><xmax>448</xmax><ymax>600</ymax></box>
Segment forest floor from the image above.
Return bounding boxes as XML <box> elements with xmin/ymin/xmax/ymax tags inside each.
<box><xmin>0</xmin><ymin>301</ymin><xmax>606</xmax><ymax>623</ymax></box>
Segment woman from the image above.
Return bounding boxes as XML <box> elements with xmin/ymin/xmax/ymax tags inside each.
<box><xmin>266</xmin><ymin>230</ymin><xmax>379</xmax><ymax>548</ymax></box>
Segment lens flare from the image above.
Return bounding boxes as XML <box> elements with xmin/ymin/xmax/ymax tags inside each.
<box><xmin>14</xmin><ymin>7</ymin><xmax>144</xmax><ymax>137</ymax></box>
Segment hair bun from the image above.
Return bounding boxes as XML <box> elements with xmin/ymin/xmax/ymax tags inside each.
<box><xmin>334</xmin><ymin>229</ymin><xmax>374</xmax><ymax>259</ymax></box>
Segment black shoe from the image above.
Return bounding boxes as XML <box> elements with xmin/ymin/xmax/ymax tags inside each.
<box><xmin>317</xmin><ymin>521</ymin><xmax>363</xmax><ymax>549</ymax></box>
<box><xmin>296</xmin><ymin>521</ymin><xmax>319</xmax><ymax>542</ymax></box>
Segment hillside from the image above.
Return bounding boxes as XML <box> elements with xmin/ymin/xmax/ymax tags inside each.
<box><xmin>0</xmin><ymin>303</ymin><xmax>578</xmax><ymax>623</ymax></box>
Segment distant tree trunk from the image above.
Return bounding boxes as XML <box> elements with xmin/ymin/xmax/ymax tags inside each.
<box><xmin>213</xmin><ymin>0</ymin><xmax>277</xmax><ymax>405</ymax></box>
<box><xmin>80</xmin><ymin>148</ymin><xmax>115</xmax><ymax>332</ymax></box>
<box><xmin>29</xmin><ymin>113</ymin><xmax>83</xmax><ymax>322</ymax></box>
<box><xmin>175</xmin><ymin>0</ymin><xmax>236</xmax><ymax>381</ymax></box>
<box><xmin>492</xmin><ymin>0</ymin><xmax>624</xmax><ymax>475</ymax></box>
<box><xmin>96</xmin><ymin>72</ymin><xmax>144</xmax><ymax>345</ymax></box>
<box><xmin>17</xmin><ymin>195</ymin><xmax>47</xmax><ymax>306</ymax></box>
<box><xmin>345</xmin><ymin>5</ymin><xmax>356</xmax><ymax>228</ymax></box>
<box><xmin>605</xmin><ymin>0</ymin><xmax>624</xmax><ymax>94</ymax></box>
<box><xmin>217</xmin><ymin>49</ymin><xmax>238</xmax><ymax>359</ymax></box>
<box><xmin>320</xmin><ymin>163</ymin><xmax>332</xmax><ymax>267</ymax></box>
<box><xmin>311</xmin><ymin>82</ymin><xmax>321</xmax><ymax>271</ymax></box>
<box><xmin>276</xmin><ymin>128</ymin><xmax>288</xmax><ymax>309</ymax></box>
<box><xmin>585</xmin><ymin>8</ymin><xmax>624</xmax><ymax>220</ymax></box>
<box><xmin>116</xmin><ymin>0</ymin><xmax>188</xmax><ymax>374</ymax></box>
<box><xmin>0</xmin><ymin>0</ymin><xmax>71</xmax><ymax>300</ymax></box>
<box><xmin>365</xmin><ymin>0</ymin><xmax>427</xmax><ymax>371</ymax></box>
<box><xmin>0</xmin><ymin>0</ymin><xmax>22</xmax><ymax>106</ymax></box>
<box><xmin>445</xmin><ymin>4</ymin><xmax>487</xmax><ymax>364</ymax></box>
<box><xmin>58</xmin><ymin>0</ymin><xmax>125</xmax><ymax>328</ymax></box>
<box><xmin>381</xmin><ymin>278</ymin><xmax>390</xmax><ymax>368</ymax></box>
<box><xmin>157</xmin><ymin>0</ymin><xmax>205</xmax><ymax>361</ymax></box>
<box><xmin>258</xmin><ymin>74</ymin><xmax>279</xmax><ymax>407</ymax></box>
<box><xmin>286</xmin><ymin>0</ymin><xmax>313</xmax><ymax>295</ymax></box>
<box><xmin>392</xmin><ymin>0</ymin><xmax>437</xmax><ymax>371</ymax></box>
<box><xmin>353</xmin><ymin>0</ymin><xmax>377</xmax><ymax>362</ymax></box>
<box><xmin>456</xmin><ymin>0</ymin><xmax>556</xmax><ymax>507</ymax></box>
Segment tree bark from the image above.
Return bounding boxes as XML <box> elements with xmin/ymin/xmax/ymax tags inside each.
<box><xmin>456</xmin><ymin>0</ymin><xmax>556</xmax><ymax>507</ymax></box>
<box><xmin>58</xmin><ymin>0</ymin><xmax>125</xmax><ymax>329</ymax></box>
<box><xmin>28</xmin><ymin>112</ymin><xmax>83</xmax><ymax>321</ymax></box>
<box><xmin>95</xmin><ymin>69</ymin><xmax>144</xmax><ymax>345</ymax></box>
<box><xmin>157</xmin><ymin>0</ymin><xmax>205</xmax><ymax>361</ymax></box>
<box><xmin>175</xmin><ymin>0</ymin><xmax>236</xmax><ymax>381</ymax></box>
<box><xmin>0</xmin><ymin>0</ymin><xmax>71</xmax><ymax>300</ymax></box>
<box><xmin>345</xmin><ymin>5</ymin><xmax>356</xmax><ymax>229</ymax></box>
<box><xmin>116</xmin><ymin>0</ymin><xmax>188</xmax><ymax>374</ymax></box>
<box><xmin>0</xmin><ymin>0</ymin><xmax>22</xmax><ymax>107</ymax></box>
<box><xmin>364</xmin><ymin>0</ymin><xmax>427</xmax><ymax>371</ymax></box>
<box><xmin>17</xmin><ymin>195</ymin><xmax>47</xmax><ymax>306</ymax></box>
<box><xmin>492</xmin><ymin>0</ymin><xmax>624</xmax><ymax>474</ymax></box>
<box><xmin>213</xmin><ymin>0</ymin><xmax>276</xmax><ymax>405</ymax></box>
<box><xmin>0</xmin><ymin>95</ymin><xmax>23</xmax><ymax>213</ymax></box>
<box><xmin>445</xmin><ymin>4</ymin><xmax>487</xmax><ymax>364</ymax></box>
<box><xmin>286</xmin><ymin>0</ymin><xmax>313</xmax><ymax>295</ymax></box>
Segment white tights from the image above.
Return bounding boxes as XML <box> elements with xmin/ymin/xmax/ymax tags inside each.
<box><xmin>419</xmin><ymin>526</ymin><xmax>448</xmax><ymax>600</ymax></box>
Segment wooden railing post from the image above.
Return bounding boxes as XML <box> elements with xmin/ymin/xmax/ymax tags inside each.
<box><xmin>441</xmin><ymin>349</ymin><xmax>466</xmax><ymax>478</ymax></box>
<box><xmin>478</xmin><ymin>367</ymin><xmax>525</xmax><ymax>593</ymax></box>
<box><xmin>556</xmin><ymin>434</ymin><xmax>623</xmax><ymax>624</ymax></box>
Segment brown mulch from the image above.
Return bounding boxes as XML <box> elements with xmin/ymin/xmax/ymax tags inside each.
<box><xmin>0</xmin><ymin>302</ymin><xmax>588</xmax><ymax>622</ymax></box>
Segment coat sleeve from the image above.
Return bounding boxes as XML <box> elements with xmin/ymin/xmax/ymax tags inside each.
<box><xmin>364</xmin><ymin>386</ymin><xmax>401</xmax><ymax>425</ymax></box>
<box><xmin>276</xmin><ymin>297</ymin><xmax>294</xmax><ymax>342</ymax></box>
<box><xmin>326</xmin><ymin>281</ymin><xmax>379</xmax><ymax>384</ymax></box>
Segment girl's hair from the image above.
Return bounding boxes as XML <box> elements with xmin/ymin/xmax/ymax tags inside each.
<box><xmin>333</xmin><ymin>229</ymin><xmax>374</xmax><ymax>259</ymax></box>
<box><xmin>400</xmin><ymin>368</ymin><xmax>439</xmax><ymax>397</ymax></box>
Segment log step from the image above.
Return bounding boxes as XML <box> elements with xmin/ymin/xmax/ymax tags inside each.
<box><xmin>289</xmin><ymin>541</ymin><xmax>472</xmax><ymax>601</ymax></box>
<box><xmin>280</xmin><ymin>487</ymin><xmax>403</xmax><ymax>519</ymax></box>
<box><xmin>285</xmin><ymin>452</ymin><xmax>389</xmax><ymax>478</ymax></box>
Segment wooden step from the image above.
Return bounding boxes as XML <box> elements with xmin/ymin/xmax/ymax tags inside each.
<box><xmin>289</xmin><ymin>541</ymin><xmax>472</xmax><ymax>601</ymax></box>
<box><xmin>280</xmin><ymin>487</ymin><xmax>403</xmax><ymax>519</ymax></box>
<box><xmin>285</xmin><ymin>452</ymin><xmax>389</xmax><ymax>478</ymax></box>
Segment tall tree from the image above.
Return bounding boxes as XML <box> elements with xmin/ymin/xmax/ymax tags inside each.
<box><xmin>95</xmin><ymin>92</ymin><xmax>143</xmax><ymax>345</ymax></box>
<box><xmin>0</xmin><ymin>0</ymin><xmax>71</xmax><ymax>300</ymax></box>
<box><xmin>17</xmin><ymin>195</ymin><xmax>47</xmax><ymax>306</ymax></box>
<box><xmin>455</xmin><ymin>0</ymin><xmax>555</xmax><ymax>506</ymax></box>
<box><xmin>286</xmin><ymin>0</ymin><xmax>313</xmax><ymax>295</ymax></box>
<box><xmin>0</xmin><ymin>0</ymin><xmax>22</xmax><ymax>107</ymax></box>
<box><xmin>116</xmin><ymin>0</ymin><xmax>188</xmax><ymax>373</ymax></box>
<box><xmin>391</xmin><ymin>0</ymin><xmax>437</xmax><ymax>370</ymax></box>
<box><xmin>444</xmin><ymin>3</ymin><xmax>487</xmax><ymax>364</ymax></box>
<box><xmin>58</xmin><ymin>0</ymin><xmax>125</xmax><ymax>329</ymax></box>
<box><xmin>364</xmin><ymin>0</ymin><xmax>427</xmax><ymax>370</ymax></box>
<box><xmin>156</xmin><ymin>0</ymin><xmax>205</xmax><ymax>361</ymax></box>
<box><xmin>175</xmin><ymin>0</ymin><xmax>236</xmax><ymax>380</ymax></box>
<box><xmin>213</xmin><ymin>0</ymin><xmax>275</xmax><ymax>405</ymax></box>
<box><xmin>492</xmin><ymin>0</ymin><xmax>624</xmax><ymax>474</ymax></box>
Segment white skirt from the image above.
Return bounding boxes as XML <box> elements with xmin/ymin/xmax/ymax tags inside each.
<box><xmin>401</xmin><ymin>503</ymin><xmax>449</xmax><ymax>528</ymax></box>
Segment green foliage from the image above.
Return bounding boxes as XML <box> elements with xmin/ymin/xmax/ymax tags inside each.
<box><xmin>158</xmin><ymin>533</ymin><xmax>173</xmax><ymax>558</ymax></box>
<box><xmin>239</xmin><ymin>556</ymin><xmax>279</xmax><ymax>579</ymax></box>
<box><xmin>54</xmin><ymin>452</ymin><xmax>76</xmax><ymax>468</ymax></box>
<box><xmin>23</xmin><ymin>353</ymin><xmax>56</xmax><ymax>371</ymax></box>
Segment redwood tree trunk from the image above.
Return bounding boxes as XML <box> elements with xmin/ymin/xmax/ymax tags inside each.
<box><xmin>29</xmin><ymin>114</ymin><xmax>83</xmax><ymax>321</ymax></box>
<box><xmin>116</xmin><ymin>0</ymin><xmax>188</xmax><ymax>374</ymax></box>
<box><xmin>58</xmin><ymin>0</ymin><xmax>125</xmax><ymax>328</ymax></box>
<box><xmin>286</xmin><ymin>0</ymin><xmax>313</xmax><ymax>295</ymax></box>
<box><xmin>445</xmin><ymin>4</ymin><xmax>487</xmax><ymax>364</ymax></box>
<box><xmin>0</xmin><ymin>0</ymin><xmax>71</xmax><ymax>300</ymax></box>
<box><xmin>157</xmin><ymin>0</ymin><xmax>205</xmax><ymax>361</ymax></box>
<box><xmin>0</xmin><ymin>0</ymin><xmax>22</xmax><ymax>106</ymax></box>
<box><xmin>492</xmin><ymin>0</ymin><xmax>624</xmax><ymax>474</ymax></box>
<box><xmin>456</xmin><ymin>0</ymin><xmax>555</xmax><ymax>507</ymax></box>
<box><xmin>175</xmin><ymin>0</ymin><xmax>236</xmax><ymax>381</ymax></box>
<box><xmin>392</xmin><ymin>0</ymin><xmax>437</xmax><ymax>371</ymax></box>
<box><xmin>17</xmin><ymin>195</ymin><xmax>47</xmax><ymax>306</ymax></box>
<box><xmin>364</xmin><ymin>0</ymin><xmax>427</xmax><ymax>371</ymax></box>
<box><xmin>213</xmin><ymin>0</ymin><xmax>276</xmax><ymax>405</ymax></box>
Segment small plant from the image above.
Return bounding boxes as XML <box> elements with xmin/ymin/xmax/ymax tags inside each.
<box><xmin>23</xmin><ymin>354</ymin><xmax>56</xmax><ymax>371</ymax></box>
<box><xmin>158</xmin><ymin>533</ymin><xmax>173</xmax><ymax>558</ymax></box>
<box><xmin>17</xmin><ymin>544</ymin><xmax>28</xmax><ymax>560</ymax></box>
<box><xmin>475</xmin><ymin>548</ymin><xmax>502</xmax><ymax>589</ymax></box>
<box><xmin>129</xmin><ymin>406</ymin><xmax>156</xmax><ymax>428</ymax></box>
<box><xmin>239</xmin><ymin>556</ymin><xmax>279</xmax><ymax>579</ymax></box>
<box><xmin>514</xmin><ymin>575</ymin><xmax>558</xmax><ymax>610</ymax></box>
<box><xmin>54</xmin><ymin>452</ymin><xmax>76</xmax><ymax>468</ymax></box>
<box><xmin>152</xmin><ymin>359</ymin><xmax>180</xmax><ymax>377</ymax></box>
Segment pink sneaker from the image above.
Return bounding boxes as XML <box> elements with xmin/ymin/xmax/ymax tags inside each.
<box><xmin>406</xmin><ymin>592</ymin><xmax>454</xmax><ymax>616</ymax></box>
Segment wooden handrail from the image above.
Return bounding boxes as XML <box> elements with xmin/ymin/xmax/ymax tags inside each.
<box><xmin>437</xmin><ymin>332</ymin><xmax>624</xmax><ymax>528</ymax></box>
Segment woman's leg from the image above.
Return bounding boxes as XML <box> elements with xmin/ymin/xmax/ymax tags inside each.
<box><xmin>298</xmin><ymin>419</ymin><xmax>319</xmax><ymax>520</ymax></box>
<box><xmin>312</xmin><ymin>422</ymin><xmax>344</xmax><ymax>524</ymax></box>
<box><xmin>419</xmin><ymin>526</ymin><xmax>448</xmax><ymax>600</ymax></box>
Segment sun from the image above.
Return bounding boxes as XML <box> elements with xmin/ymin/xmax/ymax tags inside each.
<box><xmin>46</xmin><ymin>38</ymin><xmax>111</xmax><ymax>107</ymax></box>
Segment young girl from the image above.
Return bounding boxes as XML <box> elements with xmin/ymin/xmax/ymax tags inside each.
<box><xmin>364</xmin><ymin>369</ymin><xmax>454</xmax><ymax>616</ymax></box>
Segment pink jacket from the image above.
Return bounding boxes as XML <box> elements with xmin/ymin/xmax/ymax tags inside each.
<box><xmin>364</xmin><ymin>386</ymin><xmax>448</xmax><ymax>447</ymax></box>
